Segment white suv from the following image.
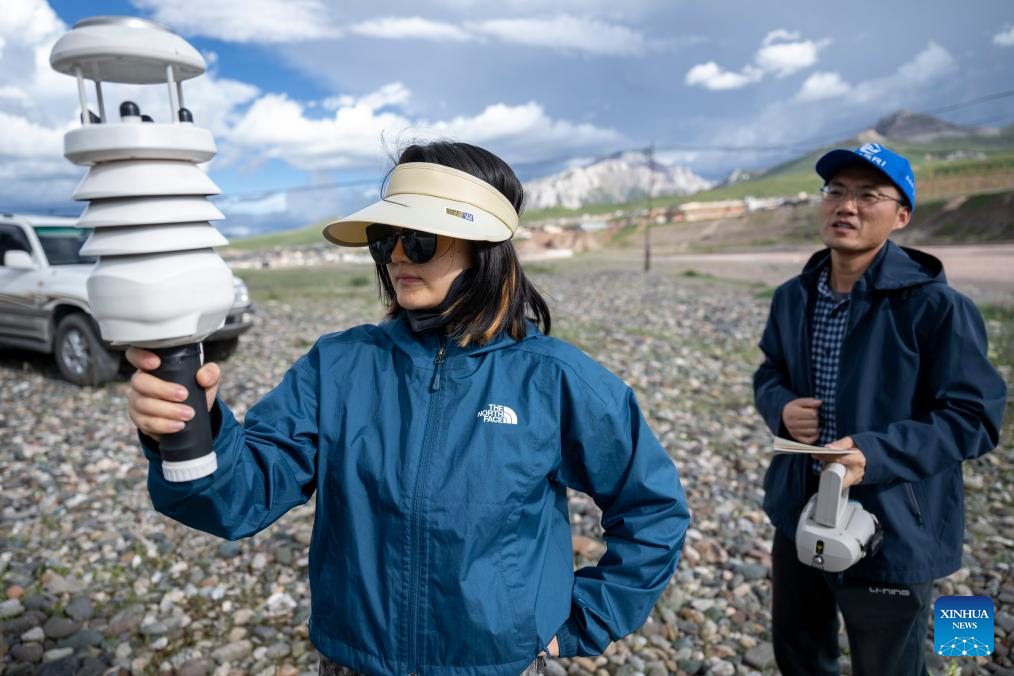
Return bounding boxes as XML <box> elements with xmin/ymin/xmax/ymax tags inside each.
<box><xmin>0</xmin><ymin>213</ymin><xmax>253</xmax><ymax>385</ymax></box>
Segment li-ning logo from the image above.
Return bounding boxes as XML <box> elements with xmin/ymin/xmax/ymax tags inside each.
<box><xmin>477</xmin><ymin>403</ymin><xmax>518</xmax><ymax>424</ymax></box>
<box><xmin>446</xmin><ymin>207</ymin><xmax>474</xmax><ymax>222</ymax></box>
<box><xmin>868</xmin><ymin>586</ymin><xmax>910</xmax><ymax>596</ymax></box>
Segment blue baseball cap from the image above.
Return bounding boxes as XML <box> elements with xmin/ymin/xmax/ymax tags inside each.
<box><xmin>816</xmin><ymin>143</ymin><xmax>916</xmax><ymax>211</ymax></box>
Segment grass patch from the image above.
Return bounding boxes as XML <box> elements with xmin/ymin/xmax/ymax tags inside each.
<box><xmin>978</xmin><ymin>302</ymin><xmax>1014</xmax><ymax>449</ymax></box>
<box><xmin>980</xmin><ymin>303</ymin><xmax>1014</xmax><ymax>370</ymax></box>
<box><xmin>235</xmin><ymin>266</ymin><xmax>379</xmax><ymax>304</ymax></box>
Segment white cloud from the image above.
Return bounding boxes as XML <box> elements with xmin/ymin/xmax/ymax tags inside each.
<box><xmin>225</xmin><ymin>84</ymin><xmax>623</xmax><ymax>171</ymax></box>
<box><xmin>0</xmin><ymin>0</ymin><xmax>264</xmax><ymax>211</ymax></box>
<box><xmin>993</xmin><ymin>25</ymin><xmax>1014</xmax><ymax>46</ymax></box>
<box><xmin>346</xmin><ymin>14</ymin><xmax>655</xmax><ymax>56</ymax></box>
<box><xmin>350</xmin><ymin>17</ymin><xmax>470</xmax><ymax>42</ymax></box>
<box><xmin>217</xmin><ymin>191</ymin><xmax>287</xmax><ymax>216</ymax></box>
<box><xmin>685</xmin><ymin>28</ymin><xmax>829</xmax><ymax>91</ymax></box>
<box><xmin>0</xmin><ymin>0</ymin><xmax>83</xmax><ymax>210</ymax></box>
<box><xmin>795</xmin><ymin>71</ymin><xmax>851</xmax><ymax>102</ymax></box>
<box><xmin>761</xmin><ymin>29</ymin><xmax>800</xmax><ymax>46</ymax></box>
<box><xmin>851</xmin><ymin>41</ymin><xmax>956</xmax><ymax>104</ymax></box>
<box><xmin>131</xmin><ymin>1</ymin><xmax>650</xmax><ymax>57</ymax></box>
<box><xmin>328</xmin><ymin>82</ymin><xmax>411</xmax><ymax>110</ymax></box>
<box><xmin>472</xmin><ymin>15</ymin><xmax>649</xmax><ymax>56</ymax></box>
<box><xmin>685</xmin><ymin>62</ymin><xmax>762</xmax><ymax>91</ymax></box>
<box><xmin>755</xmin><ymin>32</ymin><xmax>829</xmax><ymax>78</ymax></box>
<box><xmin>129</xmin><ymin>0</ymin><xmax>337</xmax><ymax>43</ymax></box>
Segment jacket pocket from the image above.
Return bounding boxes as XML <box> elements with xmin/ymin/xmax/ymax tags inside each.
<box><xmin>904</xmin><ymin>483</ymin><xmax>924</xmax><ymax>526</ymax></box>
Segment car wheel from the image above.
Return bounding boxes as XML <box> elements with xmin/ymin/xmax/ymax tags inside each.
<box><xmin>203</xmin><ymin>336</ymin><xmax>240</xmax><ymax>363</ymax></box>
<box><xmin>53</xmin><ymin>314</ymin><xmax>122</xmax><ymax>386</ymax></box>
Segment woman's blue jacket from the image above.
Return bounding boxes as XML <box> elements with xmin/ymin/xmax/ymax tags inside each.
<box><xmin>143</xmin><ymin>315</ymin><xmax>690</xmax><ymax>675</ymax></box>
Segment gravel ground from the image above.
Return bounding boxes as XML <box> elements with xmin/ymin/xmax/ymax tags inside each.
<box><xmin>1</xmin><ymin>266</ymin><xmax>1010</xmax><ymax>676</ymax></box>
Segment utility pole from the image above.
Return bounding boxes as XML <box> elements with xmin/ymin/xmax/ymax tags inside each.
<box><xmin>644</xmin><ymin>142</ymin><xmax>654</xmax><ymax>273</ymax></box>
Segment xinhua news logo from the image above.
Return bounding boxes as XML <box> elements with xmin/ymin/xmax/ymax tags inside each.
<box><xmin>934</xmin><ymin>596</ymin><xmax>993</xmax><ymax>657</ymax></box>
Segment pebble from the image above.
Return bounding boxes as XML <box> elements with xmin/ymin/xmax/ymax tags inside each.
<box><xmin>745</xmin><ymin>642</ymin><xmax>775</xmax><ymax>669</ymax></box>
<box><xmin>42</xmin><ymin>647</ymin><xmax>74</xmax><ymax>662</ymax></box>
<box><xmin>0</xmin><ymin>599</ymin><xmax>25</xmax><ymax>618</ymax></box>
<box><xmin>42</xmin><ymin>617</ymin><xmax>80</xmax><ymax>639</ymax></box>
<box><xmin>20</xmin><ymin>626</ymin><xmax>45</xmax><ymax>642</ymax></box>
<box><xmin>11</xmin><ymin>643</ymin><xmax>43</xmax><ymax>663</ymax></box>
<box><xmin>212</xmin><ymin>639</ymin><xmax>254</xmax><ymax>663</ymax></box>
<box><xmin>179</xmin><ymin>657</ymin><xmax>213</xmax><ymax>676</ymax></box>
<box><xmin>65</xmin><ymin>596</ymin><xmax>93</xmax><ymax>622</ymax></box>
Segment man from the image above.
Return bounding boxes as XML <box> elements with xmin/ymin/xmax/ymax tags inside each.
<box><xmin>753</xmin><ymin>143</ymin><xmax>1006</xmax><ymax>675</ymax></box>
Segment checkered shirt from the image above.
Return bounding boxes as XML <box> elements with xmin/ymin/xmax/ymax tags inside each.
<box><xmin>810</xmin><ymin>267</ymin><xmax>850</xmax><ymax>469</ymax></box>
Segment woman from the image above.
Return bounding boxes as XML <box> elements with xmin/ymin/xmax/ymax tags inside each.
<box><xmin>128</xmin><ymin>141</ymin><xmax>690</xmax><ymax>676</ymax></box>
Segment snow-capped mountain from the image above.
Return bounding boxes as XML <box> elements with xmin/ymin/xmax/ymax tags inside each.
<box><xmin>524</xmin><ymin>151</ymin><xmax>714</xmax><ymax>210</ymax></box>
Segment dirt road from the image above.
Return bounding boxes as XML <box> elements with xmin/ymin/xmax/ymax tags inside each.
<box><xmin>637</xmin><ymin>244</ymin><xmax>1014</xmax><ymax>302</ymax></box>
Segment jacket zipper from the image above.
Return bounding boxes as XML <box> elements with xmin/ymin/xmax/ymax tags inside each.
<box><xmin>407</xmin><ymin>337</ymin><xmax>448</xmax><ymax>672</ymax></box>
<box><xmin>430</xmin><ymin>339</ymin><xmax>447</xmax><ymax>391</ymax></box>
<box><xmin>904</xmin><ymin>483</ymin><xmax>924</xmax><ymax>525</ymax></box>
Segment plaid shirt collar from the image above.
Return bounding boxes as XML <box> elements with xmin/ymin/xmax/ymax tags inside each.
<box><xmin>816</xmin><ymin>266</ymin><xmax>849</xmax><ymax>306</ymax></box>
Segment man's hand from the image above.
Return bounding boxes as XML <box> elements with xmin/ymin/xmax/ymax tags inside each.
<box><xmin>782</xmin><ymin>398</ymin><xmax>822</xmax><ymax>444</ymax></box>
<box><xmin>812</xmin><ymin>436</ymin><xmax>866</xmax><ymax>487</ymax></box>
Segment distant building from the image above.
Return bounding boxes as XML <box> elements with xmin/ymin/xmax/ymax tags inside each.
<box><xmin>678</xmin><ymin>199</ymin><xmax>746</xmax><ymax>221</ymax></box>
<box><xmin>744</xmin><ymin>196</ymin><xmax>784</xmax><ymax>212</ymax></box>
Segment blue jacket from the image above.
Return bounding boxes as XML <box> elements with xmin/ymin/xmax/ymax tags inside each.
<box><xmin>143</xmin><ymin>316</ymin><xmax>690</xmax><ymax>675</ymax></box>
<box><xmin>754</xmin><ymin>241</ymin><xmax>1006</xmax><ymax>583</ymax></box>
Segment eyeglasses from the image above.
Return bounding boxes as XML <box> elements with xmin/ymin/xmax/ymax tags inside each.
<box><xmin>821</xmin><ymin>184</ymin><xmax>906</xmax><ymax>208</ymax></box>
<box><xmin>365</xmin><ymin>224</ymin><xmax>438</xmax><ymax>265</ymax></box>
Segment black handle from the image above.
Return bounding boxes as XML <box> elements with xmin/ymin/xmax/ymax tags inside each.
<box><xmin>152</xmin><ymin>343</ymin><xmax>213</xmax><ymax>463</ymax></box>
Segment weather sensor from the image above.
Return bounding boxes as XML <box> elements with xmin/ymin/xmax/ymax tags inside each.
<box><xmin>51</xmin><ymin>16</ymin><xmax>234</xmax><ymax>482</ymax></box>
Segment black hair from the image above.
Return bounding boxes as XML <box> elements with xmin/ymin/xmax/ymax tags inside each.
<box><xmin>375</xmin><ymin>141</ymin><xmax>551</xmax><ymax>345</ymax></box>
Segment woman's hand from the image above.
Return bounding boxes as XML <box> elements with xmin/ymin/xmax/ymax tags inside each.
<box><xmin>538</xmin><ymin>636</ymin><xmax>560</xmax><ymax>658</ymax></box>
<box><xmin>126</xmin><ymin>347</ymin><xmax>221</xmax><ymax>440</ymax></box>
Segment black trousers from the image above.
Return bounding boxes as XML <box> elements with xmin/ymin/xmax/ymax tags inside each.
<box><xmin>319</xmin><ymin>655</ymin><xmax>547</xmax><ymax>675</ymax></box>
<box><xmin>771</xmin><ymin>529</ymin><xmax>934</xmax><ymax>676</ymax></box>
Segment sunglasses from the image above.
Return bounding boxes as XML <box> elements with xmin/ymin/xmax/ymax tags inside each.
<box><xmin>365</xmin><ymin>224</ymin><xmax>438</xmax><ymax>265</ymax></box>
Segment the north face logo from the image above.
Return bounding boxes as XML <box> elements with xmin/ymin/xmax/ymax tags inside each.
<box><xmin>477</xmin><ymin>404</ymin><xmax>518</xmax><ymax>424</ymax></box>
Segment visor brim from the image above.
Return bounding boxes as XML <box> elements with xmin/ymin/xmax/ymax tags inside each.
<box><xmin>323</xmin><ymin>193</ymin><xmax>513</xmax><ymax>247</ymax></box>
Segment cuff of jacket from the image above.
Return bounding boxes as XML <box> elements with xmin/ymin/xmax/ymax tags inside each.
<box><xmin>554</xmin><ymin>617</ymin><xmax>582</xmax><ymax>658</ymax></box>
<box><xmin>850</xmin><ymin>431</ymin><xmax>885</xmax><ymax>484</ymax></box>
<box><xmin>760</xmin><ymin>386</ymin><xmax>798</xmax><ymax>438</ymax></box>
<box><xmin>138</xmin><ymin>398</ymin><xmax>226</xmax><ymax>467</ymax></box>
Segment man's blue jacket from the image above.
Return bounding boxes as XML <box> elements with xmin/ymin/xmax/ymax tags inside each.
<box><xmin>143</xmin><ymin>315</ymin><xmax>690</xmax><ymax>675</ymax></box>
<box><xmin>754</xmin><ymin>241</ymin><xmax>1006</xmax><ymax>584</ymax></box>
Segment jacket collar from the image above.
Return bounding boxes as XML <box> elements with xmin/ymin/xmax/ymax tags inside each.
<box><xmin>379</xmin><ymin>313</ymin><xmax>539</xmax><ymax>366</ymax></box>
<box><xmin>800</xmin><ymin>240</ymin><xmax>945</xmax><ymax>293</ymax></box>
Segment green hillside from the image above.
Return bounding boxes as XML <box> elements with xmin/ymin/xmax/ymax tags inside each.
<box><xmin>225</xmin><ymin>218</ymin><xmax>330</xmax><ymax>251</ymax></box>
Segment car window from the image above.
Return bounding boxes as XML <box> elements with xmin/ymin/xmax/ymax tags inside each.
<box><xmin>0</xmin><ymin>224</ymin><xmax>32</xmax><ymax>266</ymax></box>
<box><xmin>33</xmin><ymin>226</ymin><xmax>97</xmax><ymax>266</ymax></box>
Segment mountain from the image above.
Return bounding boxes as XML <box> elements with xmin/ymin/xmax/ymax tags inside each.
<box><xmin>523</xmin><ymin>151</ymin><xmax>714</xmax><ymax>210</ymax></box>
<box><xmin>871</xmin><ymin>110</ymin><xmax>994</xmax><ymax>143</ymax></box>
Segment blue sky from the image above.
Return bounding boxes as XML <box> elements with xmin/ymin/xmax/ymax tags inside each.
<box><xmin>2</xmin><ymin>0</ymin><xmax>1013</xmax><ymax>235</ymax></box>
